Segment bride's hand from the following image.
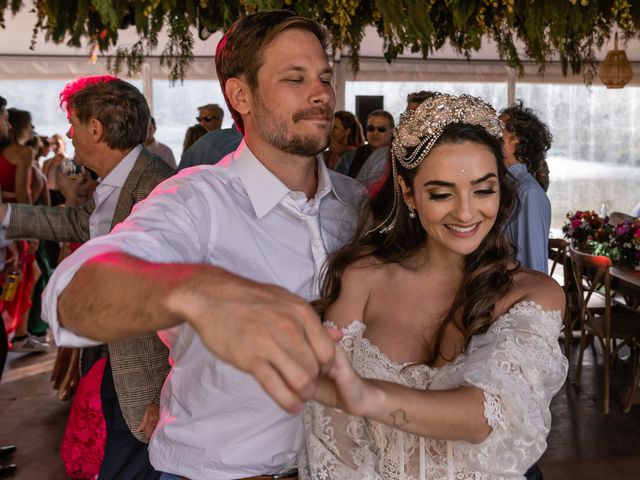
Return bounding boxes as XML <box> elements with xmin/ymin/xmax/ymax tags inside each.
<box><xmin>311</xmin><ymin>331</ymin><xmax>375</xmax><ymax>417</ymax></box>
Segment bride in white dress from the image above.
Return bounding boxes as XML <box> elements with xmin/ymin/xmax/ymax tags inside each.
<box><xmin>301</xmin><ymin>94</ymin><xmax>568</xmax><ymax>480</ymax></box>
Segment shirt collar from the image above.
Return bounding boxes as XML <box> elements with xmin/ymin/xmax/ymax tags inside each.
<box><xmin>100</xmin><ymin>144</ymin><xmax>143</xmax><ymax>188</ymax></box>
<box><xmin>233</xmin><ymin>140</ymin><xmax>347</xmax><ymax>219</ymax></box>
<box><xmin>508</xmin><ymin>162</ymin><xmax>528</xmax><ymax>177</ymax></box>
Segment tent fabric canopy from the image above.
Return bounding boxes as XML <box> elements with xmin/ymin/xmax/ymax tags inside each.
<box><xmin>2</xmin><ymin>1</ymin><xmax>640</xmax><ymax>83</ymax></box>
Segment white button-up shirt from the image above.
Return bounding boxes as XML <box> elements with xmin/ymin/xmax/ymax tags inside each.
<box><xmin>89</xmin><ymin>144</ymin><xmax>143</xmax><ymax>238</ymax></box>
<box><xmin>42</xmin><ymin>140</ymin><xmax>363</xmax><ymax>479</ymax></box>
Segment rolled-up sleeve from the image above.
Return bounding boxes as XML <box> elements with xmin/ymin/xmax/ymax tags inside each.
<box><xmin>42</xmin><ymin>171</ymin><xmax>216</xmax><ymax>347</ymax></box>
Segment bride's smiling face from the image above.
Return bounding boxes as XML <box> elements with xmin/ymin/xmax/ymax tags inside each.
<box><xmin>399</xmin><ymin>140</ymin><xmax>500</xmax><ymax>257</ymax></box>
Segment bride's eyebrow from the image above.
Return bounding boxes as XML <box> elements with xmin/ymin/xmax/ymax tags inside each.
<box><xmin>422</xmin><ymin>173</ymin><xmax>496</xmax><ymax>188</ymax></box>
<box><xmin>423</xmin><ymin>180</ymin><xmax>454</xmax><ymax>187</ymax></box>
<box><xmin>470</xmin><ymin>173</ymin><xmax>497</xmax><ymax>185</ymax></box>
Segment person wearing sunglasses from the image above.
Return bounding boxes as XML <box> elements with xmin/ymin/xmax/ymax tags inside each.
<box><xmin>348</xmin><ymin>110</ymin><xmax>395</xmax><ymax>188</ymax></box>
<box><xmin>196</xmin><ymin>103</ymin><xmax>224</xmax><ymax>131</ymax></box>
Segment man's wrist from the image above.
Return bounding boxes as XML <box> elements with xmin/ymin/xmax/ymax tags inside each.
<box><xmin>0</xmin><ymin>203</ymin><xmax>10</xmax><ymax>227</ymax></box>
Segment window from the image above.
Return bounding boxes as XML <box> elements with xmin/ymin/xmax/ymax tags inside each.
<box><xmin>345</xmin><ymin>81</ymin><xmax>508</xmax><ymax>124</ymax></box>
<box><xmin>516</xmin><ymin>83</ymin><xmax>640</xmax><ymax>227</ymax></box>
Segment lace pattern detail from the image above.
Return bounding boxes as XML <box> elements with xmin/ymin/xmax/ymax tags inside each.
<box><xmin>301</xmin><ymin>301</ymin><xmax>568</xmax><ymax>480</ymax></box>
<box><xmin>483</xmin><ymin>392</ymin><xmax>508</xmax><ymax>431</ymax></box>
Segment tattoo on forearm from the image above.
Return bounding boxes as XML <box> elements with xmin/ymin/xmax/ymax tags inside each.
<box><xmin>390</xmin><ymin>409</ymin><xmax>409</xmax><ymax>427</ymax></box>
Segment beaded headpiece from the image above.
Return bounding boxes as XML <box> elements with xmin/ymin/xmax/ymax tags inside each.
<box><xmin>371</xmin><ymin>93</ymin><xmax>503</xmax><ymax>234</ymax></box>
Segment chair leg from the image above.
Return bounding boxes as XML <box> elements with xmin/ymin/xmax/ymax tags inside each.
<box><xmin>574</xmin><ymin>326</ymin><xmax>587</xmax><ymax>386</ymax></box>
<box><xmin>604</xmin><ymin>338</ymin><xmax>611</xmax><ymax>415</ymax></box>
<box><xmin>623</xmin><ymin>343</ymin><xmax>639</xmax><ymax>414</ymax></box>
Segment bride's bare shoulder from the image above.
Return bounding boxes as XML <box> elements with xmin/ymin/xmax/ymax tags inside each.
<box><xmin>503</xmin><ymin>269</ymin><xmax>565</xmax><ymax>315</ymax></box>
<box><xmin>325</xmin><ymin>256</ymin><xmax>391</xmax><ymax>325</ymax></box>
<box><xmin>341</xmin><ymin>255</ymin><xmax>389</xmax><ymax>284</ymax></box>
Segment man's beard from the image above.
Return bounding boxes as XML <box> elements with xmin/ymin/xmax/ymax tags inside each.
<box><xmin>253</xmin><ymin>93</ymin><xmax>331</xmax><ymax>157</ymax></box>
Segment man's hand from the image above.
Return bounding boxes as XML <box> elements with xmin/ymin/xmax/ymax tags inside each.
<box><xmin>165</xmin><ymin>270</ymin><xmax>337</xmax><ymax>414</ymax></box>
<box><xmin>6</xmin><ymin>242</ymin><xmax>19</xmax><ymax>268</ymax></box>
<box><xmin>311</xmin><ymin>336</ymin><xmax>374</xmax><ymax>418</ymax></box>
<box><xmin>136</xmin><ymin>402</ymin><xmax>160</xmax><ymax>441</ymax></box>
<box><xmin>55</xmin><ymin>168</ymin><xmax>81</xmax><ymax>205</ymax></box>
<box><xmin>0</xmin><ymin>203</ymin><xmax>7</xmax><ymax>225</ymax></box>
<box><xmin>26</xmin><ymin>240</ymin><xmax>40</xmax><ymax>256</ymax></box>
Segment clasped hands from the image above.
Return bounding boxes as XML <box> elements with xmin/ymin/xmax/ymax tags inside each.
<box><xmin>165</xmin><ymin>271</ymin><xmax>372</xmax><ymax>417</ymax></box>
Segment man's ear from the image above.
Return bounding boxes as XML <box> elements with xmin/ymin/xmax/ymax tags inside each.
<box><xmin>88</xmin><ymin>118</ymin><xmax>104</xmax><ymax>143</ymax></box>
<box><xmin>225</xmin><ymin>78</ymin><xmax>251</xmax><ymax>116</ymax></box>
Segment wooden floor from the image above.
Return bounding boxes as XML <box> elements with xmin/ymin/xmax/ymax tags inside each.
<box><xmin>1</xmin><ymin>340</ymin><xmax>639</xmax><ymax>479</ymax></box>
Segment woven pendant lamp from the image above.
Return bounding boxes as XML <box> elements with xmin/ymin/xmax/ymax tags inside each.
<box><xmin>599</xmin><ymin>32</ymin><xmax>633</xmax><ymax>89</ymax></box>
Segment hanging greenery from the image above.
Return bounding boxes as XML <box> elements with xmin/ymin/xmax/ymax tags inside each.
<box><xmin>0</xmin><ymin>0</ymin><xmax>639</xmax><ymax>82</ymax></box>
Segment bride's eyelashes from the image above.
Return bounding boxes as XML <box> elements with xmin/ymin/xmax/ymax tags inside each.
<box><xmin>427</xmin><ymin>188</ymin><xmax>497</xmax><ymax>201</ymax></box>
<box><xmin>476</xmin><ymin>188</ymin><xmax>497</xmax><ymax>196</ymax></box>
<box><xmin>428</xmin><ymin>192</ymin><xmax>451</xmax><ymax>200</ymax></box>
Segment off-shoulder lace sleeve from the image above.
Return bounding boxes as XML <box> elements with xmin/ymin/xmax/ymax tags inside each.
<box><xmin>431</xmin><ymin>301</ymin><xmax>569</xmax><ymax>476</ymax></box>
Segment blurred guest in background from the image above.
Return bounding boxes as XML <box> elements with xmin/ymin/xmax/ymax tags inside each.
<box><xmin>144</xmin><ymin>117</ymin><xmax>176</xmax><ymax>169</ymax></box>
<box><xmin>500</xmin><ymin>101</ymin><xmax>553</xmax><ymax>274</ymax></box>
<box><xmin>0</xmin><ymin>107</ymin><xmax>46</xmax><ymax>353</ymax></box>
<box><xmin>351</xmin><ymin>109</ymin><xmax>394</xmax><ymax>188</ymax></box>
<box><xmin>43</xmin><ymin>133</ymin><xmax>70</xmax><ymax>206</ymax></box>
<box><xmin>181</xmin><ymin>123</ymin><xmax>208</xmax><ymax>156</ymax></box>
<box><xmin>178</xmin><ymin>122</ymin><xmax>242</xmax><ymax>170</ymax></box>
<box><xmin>323</xmin><ymin>110</ymin><xmax>364</xmax><ymax>173</ymax></box>
<box><xmin>405</xmin><ymin>90</ymin><xmax>437</xmax><ymax>111</ymax></box>
<box><xmin>196</xmin><ymin>103</ymin><xmax>224</xmax><ymax>131</ymax></box>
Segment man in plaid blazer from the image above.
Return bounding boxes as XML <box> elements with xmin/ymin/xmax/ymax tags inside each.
<box><xmin>0</xmin><ymin>77</ymin><xmax>174</xmax><ymax>480</ymax></box>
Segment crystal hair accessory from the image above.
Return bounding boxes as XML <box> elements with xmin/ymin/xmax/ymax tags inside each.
<box><xmin>370</xmin><ymin>93</ymin><xmax>503</xmax><ymax>235</ymax></box>
<box><xmin>391</xmin><ymin>93</ymin><xmax>503</xmax><ymax>171</ymax></box>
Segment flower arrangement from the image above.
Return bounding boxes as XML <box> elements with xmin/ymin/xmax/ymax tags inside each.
<box><xmin>563</xmin><ymin>211</ymin><xmax>640</xmax><ymax>268</ymax></box>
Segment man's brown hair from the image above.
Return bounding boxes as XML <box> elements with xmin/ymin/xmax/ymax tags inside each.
<box><xmin>215</xmin><ymin>10</ymin><xmax>329</xmax><ymax>134</ymax></box>
<box><xmin>60</xmin><ymin>76</ymin><xmax>150</xmax><ymax>150</ymax></box>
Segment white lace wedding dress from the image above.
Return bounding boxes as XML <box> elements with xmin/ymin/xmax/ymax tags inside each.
<box><xmin>300</xmin><ymin>301</ymin><xmax>569</xmax><ymax>480</ymax></box>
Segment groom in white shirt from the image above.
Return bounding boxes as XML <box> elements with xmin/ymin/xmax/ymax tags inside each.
<box><xmin>42</xmin><ymin>10</ymin><xmax>363</xmax><ymax>480</ymax></box>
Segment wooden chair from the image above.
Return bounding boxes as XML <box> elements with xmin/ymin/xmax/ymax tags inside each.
<box><xmin>625</xmin><ymin>338</ymin><xmax>640</xmax><ymax>413</ymax></box>
<box><xmin>548</xmin><ymin>238</ymin><xmax>579</xmax><ymax>356</ymax></box>
<box><xmin>570</xmin><ymin>246</ymin><xmax>640</xmax><ymax>414</ymax></box>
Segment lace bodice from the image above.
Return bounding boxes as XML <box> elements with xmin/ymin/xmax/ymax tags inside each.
<box><xmin>300</xmin><ymin>301</ymin><xmax>569</xmax><ymax>480</ymax></box>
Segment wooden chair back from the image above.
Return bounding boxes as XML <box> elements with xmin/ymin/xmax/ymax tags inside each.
<box><xmin>569</xmin><ymin>245</ymin><xmax>640</xmax><ymax>414</ymax></box>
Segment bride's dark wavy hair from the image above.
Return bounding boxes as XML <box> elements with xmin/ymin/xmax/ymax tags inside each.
<box><xmin>315</xmin><ymin>122</ymin><xmax>521</xmax><ymax>365</ymax></box>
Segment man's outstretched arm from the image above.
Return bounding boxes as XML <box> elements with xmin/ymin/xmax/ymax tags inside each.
<box><xmin>57</xmin><ymin>251</ymin><xmax>336</xmax><ymax>413</ymax></box>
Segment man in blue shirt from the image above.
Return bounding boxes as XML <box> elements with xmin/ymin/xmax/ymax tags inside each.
<box><xmin>178</xmin><ymin>123</ymin><xmax>243</xmax><ymax>170</ymax></box>
<box><xmin>500</xmin><ymin>102</ymin><xmax>553</xmax><ymax>275</ymax></box>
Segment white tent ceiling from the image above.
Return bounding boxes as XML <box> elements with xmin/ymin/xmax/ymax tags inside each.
<box><xmin>2</xmin><ymin>7</ymin><xmax>640</xmax><ymax>66</ymax></box>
